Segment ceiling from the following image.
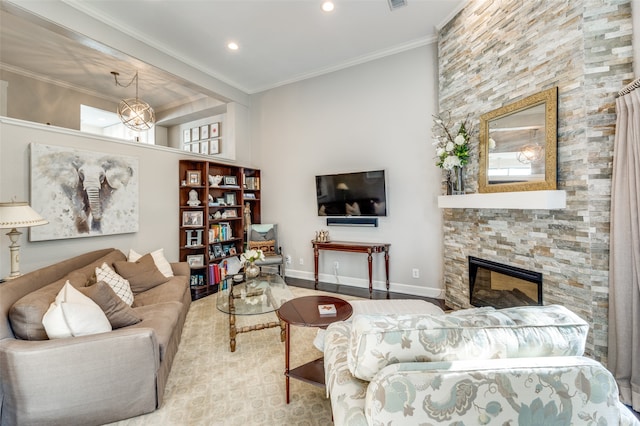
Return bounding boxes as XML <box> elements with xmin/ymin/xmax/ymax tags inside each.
<box><xmin>0</xmin><ymin>0</ymin><xmax>465</xmax><ymax>121</ymax></box>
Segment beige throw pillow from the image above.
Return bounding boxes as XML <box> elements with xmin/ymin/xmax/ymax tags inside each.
<box><xmin>42</xmin><ymin>281</ymin><xmax>112</xmax><ymax>339</ymax></box>
<box><xmin>128</xmin><ymin>248</ymin><xmax>174</xmax><ymax>277</ymax></box>
<box><xmin>79</xmin><ymin>281</ymin><xmax>141</xmax><ymax>329</ymax></box>
<box><xmin>114</xmin><ymin>253</ymin><xmax>170</xmax><ymax>294</ymax></box>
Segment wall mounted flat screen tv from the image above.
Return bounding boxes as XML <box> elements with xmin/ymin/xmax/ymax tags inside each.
<box><xmin>315</xmin><ymin>170</ymin><xmax>387</xmax><ymax>217</ymax></box>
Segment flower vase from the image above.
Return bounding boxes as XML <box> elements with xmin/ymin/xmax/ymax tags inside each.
<box><xmin>245</xmin><ymin>261</ymin><xmax>260</xmax><ymax>279</ymax></box>
<box><xmin>448</xmin><ymin>166</ymin><xmax>465</xmax><ymax>195</ymax></box>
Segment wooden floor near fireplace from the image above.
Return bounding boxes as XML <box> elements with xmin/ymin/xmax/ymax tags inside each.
<box><xmin>286</xmin><ymin>277</ymin><xmax>447</xmax><ymax>310</ymax></box>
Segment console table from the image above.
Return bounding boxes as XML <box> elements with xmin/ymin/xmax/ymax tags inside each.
<box><xmin>312</xmin><ymin>240</ymin><xmax>390</xmax><ymax>296</ymax></box>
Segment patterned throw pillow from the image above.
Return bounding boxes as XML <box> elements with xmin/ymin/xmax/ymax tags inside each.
<box><xmin>95</xmin><ymin>262</ymin><xmax>134</xmax><ymax>306</ymax></box>
<box><xmin>248</xmin><ymin>240</ymin><xmax>276</xmax><ymax>254</ymax></box>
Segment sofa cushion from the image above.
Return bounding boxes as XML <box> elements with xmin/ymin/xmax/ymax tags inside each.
<box><xmin>9</xmin><ymin>278</ymin><xmax>69</xmax><ymax>340</ymax></box>
<box><xmin>42</xmin><ymin>282</ymin><xmax>112</xmax><ymax>339</ymax></box>
<box><xmin>79</xmin><ymin>281</ymin><xmax>142</xmax><ymax>329</ymax></box>
<box><xmin>114</xmin><ymin>254</ymin><xmax>170</xmax><ymax>294</ymax></box>
<box><xmin>129</xmin><ymin>301</ymin><xmax>183</xmax><ymax>361</ymax></box>
<box><xmin>347</xmin><ymin>304</ymin><xmax>589</xmax><ymax>381</ymax></box>
<box><xmin>128</xmin><ymin>248</ymin><xmax>174</xmax><ymax>278</ymax></box>
<box><xmin>365</xmin><ymin>357</ymin><xmax>627</xmax><ymax>426</ymax></box>
<box><xmin>8</xmin><ymin>251</ymin><xmax>128</xmax><ymax>340</ymax></box>
<box><xmin>132</xmin><ymin>277</ymin><xmax>189</xmax><ymax>307</ymax></box>
<box><xmin>95</xmin><ymin>262</ymin><xmax>134</xmax><ymax>306</ymax></box>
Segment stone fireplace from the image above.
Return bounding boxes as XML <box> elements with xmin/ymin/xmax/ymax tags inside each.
<box><xmin>437</xmin><ymin>1</ymin><xmax>633</xmax><ymax>362</ymax></box>
<box><xmin>468</xmin><ymin>256</ymin><xmax>542</xmax><ymax>309</ymax></box>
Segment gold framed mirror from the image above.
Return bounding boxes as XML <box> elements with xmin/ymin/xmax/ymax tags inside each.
<box><xmin>479</xmin><ymin>87</ymin><xmax>558</xmax><ymax>193</ymax></box>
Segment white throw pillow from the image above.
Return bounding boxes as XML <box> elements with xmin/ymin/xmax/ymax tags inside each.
<box><xmin>128</xmin><ymin>248</ymin><xmax>174</xmax><ymax>278</ymax></box>
<box><xmin>95</xmin><ymin>262</ymin><xmax>134</xmax><ymax>306</ymax></box>
<box><xmin>42</xmin><ymin>281</ymin><xmax>112</xmax><ymax>339</ymax></box>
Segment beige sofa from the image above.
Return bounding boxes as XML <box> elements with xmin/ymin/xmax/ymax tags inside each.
<box><xmin>0</xmin><ymin>248</ymin><xmax>191</xmax><ymax>425</ymax></box>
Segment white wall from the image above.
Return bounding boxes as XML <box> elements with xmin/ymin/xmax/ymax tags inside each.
<box><xmin>250</xmin><ymin>45</ymin><xmax>445</xmax><ymax>298</ymax></box>
<box><xmin>0</xmin><ymin>117</ymin><xmax>240</xmax><ymax>276</ymax></box>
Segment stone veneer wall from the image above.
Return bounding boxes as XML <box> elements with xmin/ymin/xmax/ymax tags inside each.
<box><xmin>438</xmin><ymin>0</ymin><xmax>633</xmax><ymax>362</ymax></box>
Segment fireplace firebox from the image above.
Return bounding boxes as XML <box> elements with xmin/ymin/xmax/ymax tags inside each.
<box><xmin>468</xmin><ymin>256</ymin><xmax>542</xmax><ymax>308</ymax></box>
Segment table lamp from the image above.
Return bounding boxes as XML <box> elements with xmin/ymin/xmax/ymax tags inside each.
<box><xmin>0</xmin><ymin>201</ymin><xmax>48</xmax><ymax>280</ymax></box>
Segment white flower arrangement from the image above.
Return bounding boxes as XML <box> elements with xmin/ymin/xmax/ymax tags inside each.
<box><xmin>240</xmin><ymin>249</ymin><xmax>265</xmax><ymax>263</ymax></box>
<box><xmin>432</xmin><ymin>112</ymin><xmax>474</xmax><ymax>170</ymax></box>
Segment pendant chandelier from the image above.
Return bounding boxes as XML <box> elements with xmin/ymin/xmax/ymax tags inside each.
<box><xmin>111</xmin><ymin>71</ymin><xmax>155</xmax><ymax>131</ymax></box>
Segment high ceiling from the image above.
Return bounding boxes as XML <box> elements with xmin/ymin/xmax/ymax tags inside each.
<box><xmin>0</xmin><ymin>0</ymin><xmax>465</xmax><ymax>117</ymax></box>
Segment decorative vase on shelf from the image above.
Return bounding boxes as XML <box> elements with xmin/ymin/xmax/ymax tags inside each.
<box><xmin>448</xmin><ymin>166</ymin><xmax>465</xmax><ymax>195</ymax></box>
<box><xmin>245</xmin><ymin>261</ymin><xmax>260</xmax><ymax>279</ymax></box>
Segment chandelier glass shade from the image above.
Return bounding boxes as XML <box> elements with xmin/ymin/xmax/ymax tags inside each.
<box><xmin>517</xmin><ymin>143</ymin><xmax>544</xmax><ymax>164</ymax></box>
<box><xmin>112</xmin><ymin>71</ymin><xmax>155</xmax><ymax>131</ymax></box>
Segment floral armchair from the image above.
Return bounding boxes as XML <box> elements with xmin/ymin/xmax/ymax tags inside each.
<box><xmin>323</xmin><ymin>305</ymin><xmax>640</xmax><ymax>425</ymax></box>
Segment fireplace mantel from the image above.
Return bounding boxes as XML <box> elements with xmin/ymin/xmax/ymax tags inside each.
<box><xmin>438</xmin><ymin>190</ymin><xmax>566</xmax><ymax>210</ymax></box>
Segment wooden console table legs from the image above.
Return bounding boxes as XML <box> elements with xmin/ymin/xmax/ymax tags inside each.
<box><xmin>312</xmin><ymin>240</ymin><xmax>391</xmax><ymax>296</ymax></box>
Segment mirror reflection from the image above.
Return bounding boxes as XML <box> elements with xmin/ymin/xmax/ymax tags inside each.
<box><xmin>479</xmin><ymin>87</ymin><xmax>558</xmax><ymax>193</ymax></box>
<box><xmin>487</xmin><ymin>104</ymin><xmax>546</xmax><ymax>183</ymax></box>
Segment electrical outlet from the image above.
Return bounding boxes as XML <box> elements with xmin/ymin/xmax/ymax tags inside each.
<box><xmin>285</xmin><ymin>255</ymin><xmax>292</xmax><ymax>265</ymax></box>
<box><xmin>299</xmin><ymin>257</ymin><xmax>304</xmax><ymax>265</ymax></box>
<box><xmin>412</xmin><ymin>268</ymin><xmax>420</xmax><ymax>279</ymax></box>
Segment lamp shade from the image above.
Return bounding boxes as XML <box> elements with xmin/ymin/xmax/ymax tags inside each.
<box><xmin>0</xmin><ymin>202</ymin><xmax>48</xmax><ymax>229</ymax></box>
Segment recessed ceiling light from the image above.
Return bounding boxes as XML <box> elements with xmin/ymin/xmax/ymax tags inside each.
<box><xmin>321</xmin><ymin>1</ymin><xmax>334</xmax><ymax>12</ymax></box>
<box><xmin>227</xmin><ymin>42</ymin><xmax>239</xmax><ymax>51</ymax></box>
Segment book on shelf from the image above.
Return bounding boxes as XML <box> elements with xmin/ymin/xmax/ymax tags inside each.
<box><xmin>318</xmin><ymin>304</ymin><xmax>337</xmax><ymax>316</ymax></box>
<box><xmin>244</xmin><ymin>176</ymin><xmax>260</xmax><ymax>190</ymax></box>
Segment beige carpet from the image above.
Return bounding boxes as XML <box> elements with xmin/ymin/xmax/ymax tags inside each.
<box><xmin>108</xmin><ymin>287</ymin><xmax>360</xmax><ymax>426</ymax></box>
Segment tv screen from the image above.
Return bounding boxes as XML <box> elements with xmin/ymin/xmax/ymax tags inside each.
<box><xmin>315</xmin><ymin>170</ymin><xmax>387</xmax><ymax>217</ymax></box>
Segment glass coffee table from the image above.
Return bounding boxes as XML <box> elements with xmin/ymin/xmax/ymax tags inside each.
<box><xmin>216</xmin><ymin>273</ymin><xmax>294</xmax><ymax>352</ymax></box>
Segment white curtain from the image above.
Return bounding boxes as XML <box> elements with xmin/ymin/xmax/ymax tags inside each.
<box><xmin>608</xmin><ymin>86</ymin><xmax>640</xmax><ymax>412</ymax></box>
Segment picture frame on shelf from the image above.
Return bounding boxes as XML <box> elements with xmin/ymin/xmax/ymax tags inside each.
<box><xmin>213</xmin><ymin>244</ymin><xmax>224</xmax><ymax>258</ymax></box>
<box><xmin>183</xmin><ymin>144</ymin><xmax>190</xmax><ymax>152</ymax></box>
<box><xmin>228</xmin><ymin>246</ymin><xmax>237</xmax><ymax>255</ymax></box>
<box><xmin>182</xmin><ymin>210</ymin><xmax>203</xmax><ymax>227</ymax></box>
<box><xmin>191</xmin><ymin>143</ymin><xmax>200</xmax><ymax>154</ymax></box>
<box><xmin>186</xmin><ymin>254</ymin><xmax>205</xmax><ymax>267</ymax></box>
<box><xmin>186</xmin><ymin>170</ymin><xmax>201</xmax><ymax>186</ymax></box>
<box><xmin>222</xmin><ymin>209</ymin><xmax>237</xmax><ymax>218</ymax></box>
<box><xmin>210</xmin><ymin>139</ymin><xmax>220</xmax><ymax>154</ymax></box>
<box><xmin>200</xmin><ymin>141</ymin><xmax>209</xmax><ymax>155</ymax></box>
<box><xmin>210</xmin><ymin>122</ymin><xmax>219</xmax><ymax>138</ymax></box>
<box><xmin>224</xmin><ymin>192</ymin><xmax>236</xmax><ymax>206</ymax></box>
<box><xmin>224</xmin><ymin>175</ymin><xmax>237</xmax><ymax>185</ymax></box>
<box><xmin>200</xmin><ymin>125</ymin><xmax>209</xmax><ymax>139</ymax></box>
<box><xmin>183</xmin><ymin>129</ymin><xmax>191</xmax><ymax>143</ymax></box>
<box><xmin>191</xmin><ymin>127</ymin><xmax>200</xmax><ymax>141</ymax></box>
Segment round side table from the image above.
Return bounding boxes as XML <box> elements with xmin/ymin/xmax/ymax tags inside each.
<box><xmin>277</xmin><ymin>295</ymin><xmax>352</xmax><ymax>404</ymax></box>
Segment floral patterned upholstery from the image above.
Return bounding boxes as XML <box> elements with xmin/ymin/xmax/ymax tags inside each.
<box><xmin>366</xmin><ymin>357</ymin><xmax>639</xmax><ymax>425</ymax></box>
<box><xmin>348</xmin><ymin>305</ymin><xmax>589</xmax><ymax>381</ymax></box>
<box><xmin>324</xmin><ymin>305</ymin><xmax>639</xmax><ymax>426</ymax></box>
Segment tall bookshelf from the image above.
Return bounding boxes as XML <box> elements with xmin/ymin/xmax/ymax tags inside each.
<box><xmin>179</xmin><ymin>160</ymin><xmax>261</xmax><ymax>300</ymax></box>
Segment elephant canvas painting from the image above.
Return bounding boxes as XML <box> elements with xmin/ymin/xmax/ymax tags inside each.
<box><xmin>30</xmin><ymin>143</ymin><xmax>139</xmax><ymax>241</ymax></box>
